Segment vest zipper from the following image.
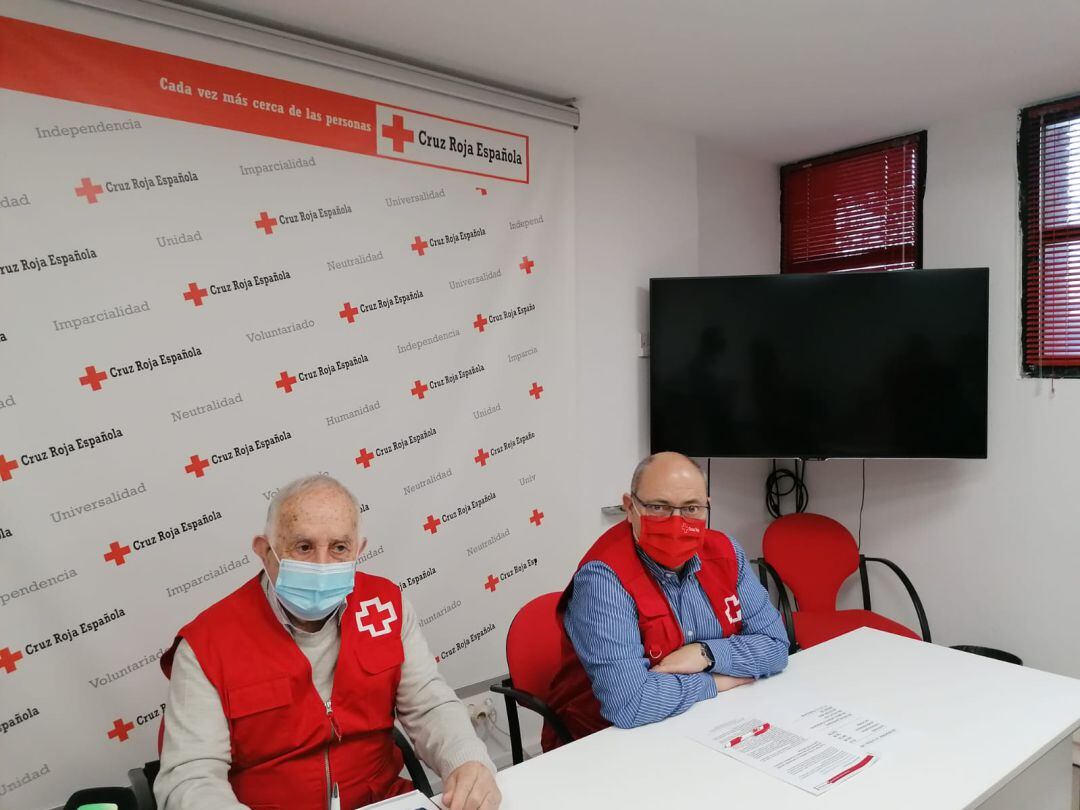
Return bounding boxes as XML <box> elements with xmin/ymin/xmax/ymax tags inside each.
<box><xmin>324</xmin><ymin>699</ymin><xmax>342</xmax><ymax>810</ymax></box>
<box><xmin>325</xmin><ymin>699</ymin><xmax>342</xmax><ymax>739</ymax></box>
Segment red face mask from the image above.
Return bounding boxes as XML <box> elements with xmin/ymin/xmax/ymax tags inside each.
<box><xmin>635</xmin><ymin>512</ymin><xmax>706</xmax><ymax>569</ymax></box>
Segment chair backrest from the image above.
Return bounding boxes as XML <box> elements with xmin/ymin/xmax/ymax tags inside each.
<box><xmin>762</xmin><ymin>513</ymin><xmax>859</xmax><ymax>611</ymax></box>
<box><xmin>128</xmin><ymin>760</ymin><xmax>159</xmax><ymax>810</ymax></box>
<box><xmin>505</xmin><ymin>592</ymin><xmax>564</xmax><ymax>700</ymax></box>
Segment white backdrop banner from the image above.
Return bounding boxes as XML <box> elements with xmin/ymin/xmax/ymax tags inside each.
<box><xmin>0</xmin><ymin>6</ymin><xmax>576</xmax><ymax>808</ymax></box>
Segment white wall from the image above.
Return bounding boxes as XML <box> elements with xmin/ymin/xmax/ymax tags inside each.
<box><xmin>696</xmin><ymin>136</ymin><xmax>780</xmax><ymax>278</ymax></box>
<box><xmin>699</xmin><ymin>107</ymin><xmax>1080</xmax><ymax>682</ymax></box>
<box><xmin>572</xmin><ymin>104</ymin><xmax>702</xmax><ymax>545</ymax></box>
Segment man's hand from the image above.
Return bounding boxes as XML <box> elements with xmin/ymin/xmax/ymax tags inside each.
<box><xmin>712</xmin><ymin>673</ymin><xmax>753</xmax><ymax>692</ymax></box>
<box><xmin>651</xmin><ymin>643</ymin><xmax>711</xmax><ymax>674</ymax></box>
<box><xmin>441</xmin><ymin>761</ymin><xmax>501</xmax><ymax>810</ymax></box>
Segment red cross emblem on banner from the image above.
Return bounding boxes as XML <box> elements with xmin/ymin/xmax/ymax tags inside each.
<box><xmin>185</xmin><ymin>454</ymin><xmax>210</xmax><ymax>478</ymax></box>
<box><xmin>79</xmin><ymin>365</ymin><xmax>108</xmax><ymax>391</ymax></box>
<box><xmin>356</xmin><ymin>597</ymin><xmax>397</xmax><ymax>637</ymax></box>
<box><xmin>107</xmin><ymin>718</ymin><xmax>134</xmax><ymax>742</ymax></box>
<box><xmin>104</xmin><ymin>541</ymin><xmax>132</xmax><ymax>566</ymax></box>
<box><xmin>410</xmin><ymin>236</ymin><xmax>428</xmax><ymax>256</ymax></box>
<box><xmin>725</xmin><ymin>594</ymin><xmax>742</xmax><ymax>624</ymax></box>
<box><xmin>276</xmin><ymin>371</ymin><xmax>297</xmax><ymax>394</ymax></box>
<box><xmin>484</xmin><ymin>574</ymin><xmax>499</xmax><ymax>592</ymax></box>
<box><xmin>75</xmin><ymin>177</ymin><xmax>103</xmax><ymax>204</ymax></box>
<box><xmin>0</xmin><ymin>646</ymin><xmax>23</xmax><ymax>674</ymax></box>
<box><xmin>339</xmin><ymin>302</ymin><xmax>359</xmax><ymax>323</ymax></box>
<box><xmin>254</xmin><ymin>211</ymin><xmax>278</xmax><ymax>235</ymax></box>
<box><xmin>382</xmin><ymin>114</ymin><xmax>414</xmax><ymax>152</ymax></box>
<box><xmin>0</xmin><ymin>455</ymin><xmax>18</xmax><ymax>483</ymax></box>
<box><xmin>183</xmin><ymin>282</ymin><xmax>209</xmax><ymax>307</ymax></box>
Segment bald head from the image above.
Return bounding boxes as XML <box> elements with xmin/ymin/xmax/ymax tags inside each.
<box><xmin>630</xmin><ymin>452</ymin><xmax>706</xmax><ymax>494</ymax></box>
<box><xmin>263</xmin><ymin>474</ymin><xmax>359</xmax><ymax>543</ymax></box>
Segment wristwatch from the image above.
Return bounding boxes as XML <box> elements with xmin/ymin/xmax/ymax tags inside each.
<box><xmin>698</xmin><ymin>641</ymin><xmax>715</xmax><ymax>671</ymax></box>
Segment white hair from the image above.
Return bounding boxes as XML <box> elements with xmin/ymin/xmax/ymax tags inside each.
<box><xmin>264</xmin><ymin>474</ymin><xmax>360</xmax><ymax>542</ymax></box>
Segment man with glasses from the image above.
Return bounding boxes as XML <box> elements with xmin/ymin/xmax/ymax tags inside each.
<box><xmin>543</xmin><ymin>452</ymin><xmax>789</xmax><ymax>749</ymax></box>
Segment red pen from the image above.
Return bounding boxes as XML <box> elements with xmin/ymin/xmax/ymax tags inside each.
<box><xmin>725</xmin><ymin>723</ymin><xmax>770</xmax><ymax>748</ymax></box>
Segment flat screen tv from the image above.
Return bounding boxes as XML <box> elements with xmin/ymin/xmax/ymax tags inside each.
<box><xmin>649</xmin><ymin>268</ymin><xmax>989</xmax><ymax>459</ymax></box>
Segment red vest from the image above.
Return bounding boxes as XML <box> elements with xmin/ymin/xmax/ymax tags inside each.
<box><xmin>161</xmin><ymin>573</ymin><xmax>413</xmax><ymax>810</ymax></box>
<box><xmin>543</xmin><ymin>521</ymin><xmax>742</xmax><ymax>750</ymax></box>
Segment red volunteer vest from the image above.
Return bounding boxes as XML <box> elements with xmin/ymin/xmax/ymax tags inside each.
<box><xmin>161</xmin><ymin>573</ymin><xmax>413</xmax><ymax>810</ymax></box>
<box><xmin>543</xmin><ymin>521</ymin><xmax>743</xmax><ymax>750</ymax></box>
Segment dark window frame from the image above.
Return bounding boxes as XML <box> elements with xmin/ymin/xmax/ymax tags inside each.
<box><xmin>1018</xmin><ymin>93</ymin><xmax>1080</xmax><ymax>378</ymax></box>
<box><xmin>780</xmin><ymin>131</ymin><xmax>928</xmax><ymax>275</ymax></box>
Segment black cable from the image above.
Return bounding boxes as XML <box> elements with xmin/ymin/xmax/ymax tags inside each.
<box><xmin>857</xmin><ymin>458</ymin><xmax>867</xmax><ymax>550</ymax></box>
<box><xmin>765</xmin><ymin>458</ymin><xmax>809</xmax><ymax>518</ymax></box>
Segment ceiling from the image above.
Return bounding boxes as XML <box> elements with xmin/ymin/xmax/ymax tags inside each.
<box><xmin>173</xmin><ymin>0</ymin><xmax>1080</xmax><ymax>162</ymax></box>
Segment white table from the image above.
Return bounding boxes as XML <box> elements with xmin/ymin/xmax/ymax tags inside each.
<box><xmin>493</xmin><ymin>628</ymin><xmax>1080</xmax><ymax>809</ymax></box>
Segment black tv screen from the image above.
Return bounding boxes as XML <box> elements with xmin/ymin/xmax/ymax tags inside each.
<box><xmin>650</xmin><ymin>268</ymin><xmax>989</xmax><ymax>459</ymax></box>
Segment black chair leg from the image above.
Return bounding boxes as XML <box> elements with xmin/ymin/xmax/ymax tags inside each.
<box><xmin>861</xmin><ymin>555</ymin><xmax>932</xmax><ymax>643</ymax></box>
<box><xmin>394</xmin><ymin>726</ymin><xmax>434</xmax><ymax>797</ymax></box>
<box><xmin>501</xmin><ymin>678</ymin><xmax>524</xmax><ymax>764</ymax></box>
<box><xmin>490</xmin><ymin>680</ymin><xmax>574</xmax><ymax>754</ymax></box>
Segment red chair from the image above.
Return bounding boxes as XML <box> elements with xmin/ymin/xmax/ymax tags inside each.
<box><xmin>489</xmin><ymin>592</ymin><xmax>573</xmax><ymax>763</ymax></box>
<box><xmin>759</xmin><ymin>513</ymin><xmax>931</xmax><ymax>651</ymax></box>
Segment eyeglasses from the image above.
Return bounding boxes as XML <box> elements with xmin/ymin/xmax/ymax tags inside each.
<box><xmin>631</xmin><ymin>493</ymin><xmax>709</xmax><ymax>520</ymax></box>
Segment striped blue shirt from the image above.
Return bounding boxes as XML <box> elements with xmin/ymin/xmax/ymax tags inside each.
<box><xmin>564</xmin><ymin>535</ymin><xmax>789</xmax><ymax>729</ymax></box>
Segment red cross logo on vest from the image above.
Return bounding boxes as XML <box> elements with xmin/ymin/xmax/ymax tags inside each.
<box><xmin>355</xmin><ymin>597</ymin><xmax>397</xmax><ymax>637</ymax></box>
<box><xmin>724</xmin><ymin>594</ymin><xmax>742</xmax><ymax>624</ymax></box>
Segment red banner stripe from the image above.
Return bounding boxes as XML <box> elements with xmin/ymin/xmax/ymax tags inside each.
<box><xmin>0</xmin><ymin>15</ymin><xmax>528</xmax><ymax>182</ymax></box>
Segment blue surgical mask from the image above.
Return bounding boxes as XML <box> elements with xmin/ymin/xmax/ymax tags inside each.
<box><xmin>269</xmin><ymin>547</ymin><xmax>357</xmax><ymax>621</ymax></box>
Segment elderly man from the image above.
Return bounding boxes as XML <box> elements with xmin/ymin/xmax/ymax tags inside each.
<box><xmin>544</xmin><ymin>452</ymin><xmax>789</xmax><ymax>749</ymax></box>
<box><xmin>156</xmin><ymin>475</ymin><xmax>500</xmax><ymax>810</ymax></box>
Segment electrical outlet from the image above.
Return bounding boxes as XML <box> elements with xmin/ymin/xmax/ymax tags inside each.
<box><xmin>467</xmin><ymin>697</ymin><xmax>498</xmax><ymax>737</ymax></box>
<box><xmin>468</xmin><ymin>701</ymin><xmax>488</xmax><ymax>725</ymax></box>
<box><xmin>638</xmin><ymin>331</ymin><xmax>650</xmax><ymax>358</ymax></box>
